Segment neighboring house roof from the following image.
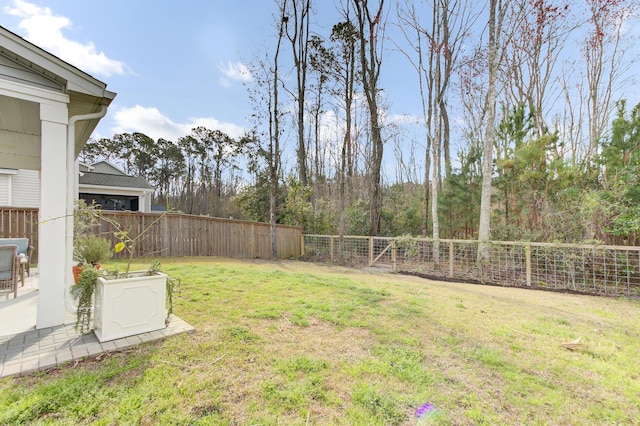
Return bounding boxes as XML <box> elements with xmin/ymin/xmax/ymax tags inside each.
<box><xmin>78</xmin><ymin>162</ymin><xmax>94</xmax><ymax>173</ymax></box>
<box><xmin>90</xmin><ymin>161</ymin><xmax>128</xmax><ymax>176</ymax></box>
<box><xmin>79</xmin><ymin>172</ymin><xmax>153</xmax><ymax>190</ymax></box>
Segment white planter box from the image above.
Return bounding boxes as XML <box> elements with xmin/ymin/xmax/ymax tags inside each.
<box><xmin>94</xmin><ymin>271</ymin><xmax>167</xmax><ymax>342</ymax></box>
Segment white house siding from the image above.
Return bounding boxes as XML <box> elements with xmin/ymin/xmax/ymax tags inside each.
<box><xmin>0</xmin><ymin>174</ymin><xmax>9</xmax><ymax>205</ymax></box>
<box><xmin>12</xmin><ymin>169</ymin><xmax>39</xmax><ymax>207</ymax></box>
<box><xmin>0</xmin><ymin>169</ymin><xmax>39</xmax><ymax>207</ymax></box>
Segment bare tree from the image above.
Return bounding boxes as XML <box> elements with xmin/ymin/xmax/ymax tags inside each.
<box><xmin>582</xmin><ymin>0</ymin><xmax>636</xmax><ymax>161</ymax></box>
<box><xmin>270</xmin><ymin>14</ymin><xmax>287</xmax><ymax>259</ymax></box>
<box><xmin>478</xmin><ymin>0</ymin><xmax>509</xmax><ymax>261</ymax></box>
<box><xmin>246</xmin><ymin>6</ymin><xmax>288</xmax><ymax>259</ymax></box>
<box><xmin>285</xmin><ymin>0</ymin><xmax>312</xmax><ymax>186</ymax></box>
<box><xmin>398</xmin><ymin>0</ymin><xmax>478</xmax><ymax>264</ymax></box>
<box><xmin>502</xmin><ymin>0</ymin><xmax>571</xmax><ymax>137</ymax></box>
<box><xmin>352</xmin><ymin>0</ymin><xmax>385</xmax><ymax>236</ymax></box>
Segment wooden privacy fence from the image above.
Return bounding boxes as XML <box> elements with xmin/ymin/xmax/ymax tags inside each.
<box><xmin>94</xmin><ymin>211</ymin><xmax>302</xmax><ymax>260</ymax></box>
<box><xmin>0</xmin><ymin>207</ymin><xmax>302</xmax><ymax>262</ymax></box>
<box><xmin>302</xmin><ymin>235</ymin><xmax>640</xmax><ymax>298</ymax></box>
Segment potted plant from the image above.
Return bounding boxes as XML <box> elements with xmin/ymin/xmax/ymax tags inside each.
<box><xmin>70</xmin><ymin>265</ymin><xmax>102</xmax><ymax>333</ymax></box>
<box><xmin>72</xmin><ymin>200</ymin><xmax>102</xmax><ymax>283</ymax></box>
<box><xmin>72</xmin><ymin>235</ymin><xmax>113</xmax><ymax>283</ymax></box>
<box><xmin>76</xmin><ymin>235</ymin><xmax>113</xmax><ymax>267</ymax></box>
<box><xmin>70</xmin><ymin>202</ymin><xmax>176</xmax><ymax>342</ymax></box>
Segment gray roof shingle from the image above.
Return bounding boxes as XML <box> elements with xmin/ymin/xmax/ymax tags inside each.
<box><xmin>79</xmin><ymin>172</ymin><xmax>153</xmax><ymax>190</ymax></box>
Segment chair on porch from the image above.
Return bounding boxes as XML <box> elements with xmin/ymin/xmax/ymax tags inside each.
<box><xmin>0</xmin><ymin>245</ymin><xmax>18</xmax><ymax>299</ymax></box>
<box><xmin>0</xmin><ymin>238</ymin><xmax>33</xmax><ymax>286</ymax></box>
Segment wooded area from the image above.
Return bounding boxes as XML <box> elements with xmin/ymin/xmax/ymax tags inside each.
<box><xmin>79</xmin><ymin>0</ymin><xmax>640</xmax><ymax>249</ymax></box>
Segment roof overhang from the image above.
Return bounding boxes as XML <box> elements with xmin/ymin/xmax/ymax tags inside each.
<box><xmin>79</xmin><ymin>184</ymin><xmax>154</xmax><ymax>196</ymax></box>
<box><xmin>0</xmin><ymin>25</ymin><xmax>116</xmax><ymax>156</ymax></box>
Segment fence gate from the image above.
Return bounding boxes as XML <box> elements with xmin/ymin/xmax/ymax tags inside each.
<box><xmin>369</xmin><ymin>237</ymin><xmax>396</xmax><ymax>269</ymax></box>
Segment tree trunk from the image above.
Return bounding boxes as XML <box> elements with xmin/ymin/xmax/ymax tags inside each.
<box><xmin>478</xmin><ymin>0</ymin><xmax>505</xmax><ymax>265</ymax></box>
<box><xmin>287</xmin><ymin>0</ymin><xmax>311</xmax><ymax>187</ymax></box>
<box><xmin>270</xmin><ymin>10</ymin><xmax>287</xmax><ymax>260</ymax></box>
<box><xmin>354</xmin><ymin>0</ymin><xmax>385</xmax><ymax>236</ymax></box>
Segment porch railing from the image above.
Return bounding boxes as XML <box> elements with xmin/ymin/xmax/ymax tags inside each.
<box><xmin>0</xmin><ymin>208</ymin><xmax>39</xmax><ymax>263</ymax></box>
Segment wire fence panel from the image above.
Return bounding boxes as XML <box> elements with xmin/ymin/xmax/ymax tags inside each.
<box><xmin>342</xmin><ymin>237</ymin><xmax>371</xmax><ymax>266</ymax></box>
<box><xmin>302</xmin><ymin>235</ymin><xmax>640</xmax><ymax>298</ymax></box>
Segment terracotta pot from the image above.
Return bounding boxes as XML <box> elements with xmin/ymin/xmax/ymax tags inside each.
<box><xmin>72</xmin><ymin>265</ymin><xmax>84</xmax><ymax>284</ymax></box>
<box><xmin>73</xmin><ymin>263</ymin><xmax>101</xmax><ymax>284</ymax></box>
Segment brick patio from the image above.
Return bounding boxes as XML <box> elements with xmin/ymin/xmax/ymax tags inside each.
<box><xmin>0</xmin><ymin>312</ymin><xmax>195</xmax><ymax>378</ymax></box>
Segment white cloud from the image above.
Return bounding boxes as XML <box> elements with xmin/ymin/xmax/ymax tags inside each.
<box><xmin>217</xmin><ymin>61</ymin><xmax>252</xmax><ymax>87</ymax></box>
<box><xmin>112</xmin><ymin>105</ymin><xmax>246</xmax><ymax>141</ymax></box>
<box><xmin>386</xmin><ymin>113</ymin><xmax>423</xmax><ymax>126</ymax></box>
<box><xmin>4</xmin><ymin>0</ymin><xmax>127</xmax><ymax>77</ymax></box>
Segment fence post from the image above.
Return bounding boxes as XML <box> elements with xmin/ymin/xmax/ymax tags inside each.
<box><xmin>251</xmin><ymin>223</ymin><xmax>256</xmax><ymax>258</ymax></box>
<box><xmin>330</xmin><ymin>235</ymin><xmax>334</xmax><ymax>263</ymax></box>
<box><xmin>391</xmin><ymin>239</ymin><xmax>397</xmax><ymax>271</ymax></box>
<box><xmin>525</xmin><ymin>244</ymin><xmax>532</xmax><ymax>286</ymax></box>
<box><xmin>163</xmin><ymin>215</ymin><xmax>170</xmax><ymax>257</ymax></box>
<box><xmin>300</xmin><ymin>234</ymin><xmax>305</xmax><ymax>257</ymax></box>
<box><xmin>449</xmin><ymin>240</ymin><xmax>454</xmax><ymax>278</ymax></box>
<box><xmin>369</xmin><ymin>237</ymin><xmax>374</xmax><ymax>267</ymax></box>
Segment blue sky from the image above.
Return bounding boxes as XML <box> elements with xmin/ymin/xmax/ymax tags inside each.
<box><xmin>2</xmin><ymin>0</ymin><xmax>640</xmax><ymax>179</ymax></box>
<box><xmin>0</xmin><ymin>0</ymin><xmax>331</xmax><ymax>140</ymax></box>
<box><xmin>0</xmin><ymin>0</ymin><xmax>418</xmax><ymax>143</ymax></box>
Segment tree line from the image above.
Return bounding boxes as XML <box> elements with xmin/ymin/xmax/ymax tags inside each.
<box><xmin>83</xmin><ymin>0</ymin><xmax>640</xmax><ymax>256</ymax></box>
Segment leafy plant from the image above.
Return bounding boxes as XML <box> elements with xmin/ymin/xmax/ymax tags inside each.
<box><xmin>148</xmin><ymin>259</ymin><xmax>179</xmax><ymax>320</ymax></box>
<box><xmin>70</xmin><ymin>266</ymin><xmax>102</xmax><ymax>333</ymax></box>
<box><xmin>75</xmin><ymin>201</ymin><xmax>169</xmax><ymax>276</ymax></box>
<box><xmin>71</xmin><ymin>204</ymin><xmax>178</xmax><ymax>330</ymax></box>
<box><xmin>74</xmin><ymin>235</ymin><xmax>113</xmax><ymax>266</ymax></box>
<box><xmin>396</xmin><ymin>234</ymin><xmax>420</xmax><ymax>260</ymax></box>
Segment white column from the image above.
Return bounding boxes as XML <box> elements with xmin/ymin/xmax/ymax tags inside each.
<box><xmin>143</xmin><ymin>192</ymin><xmax>152</xmax><ymax>212</ymax></box>
<box><xmin>37</xmin><ymin>102</ymin><xmax>69</xmax><ymax>329</ymax></box>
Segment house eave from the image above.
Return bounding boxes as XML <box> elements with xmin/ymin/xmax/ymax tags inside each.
<box><xmin>0</xmin><ymin>27</ymin><xmax>116</xmax><ymax>100</ymax></box>
<box><xmin>1</xmin><ymin>26</ymin><xmax>117</xmax><ymax>156</ymax></box>
<box><xmin>79</xmin><ymin>184</ymin><xmax>154</xmax><ymax>195</ymax></box>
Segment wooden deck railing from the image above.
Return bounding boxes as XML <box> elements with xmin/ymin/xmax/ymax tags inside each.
<box><xmin>0</xmin><ymin>207</ymin><xmax>39</xmax><ymax>263</ymax></box>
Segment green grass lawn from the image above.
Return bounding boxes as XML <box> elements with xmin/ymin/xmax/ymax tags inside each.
<box><xmin>2</xmin><ymin>258</ymin><xmax>639</xmax><ymax>425</ymax></box>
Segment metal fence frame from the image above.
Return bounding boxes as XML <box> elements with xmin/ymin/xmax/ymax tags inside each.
<box><xmin>302</xmin><ymin>235</ymin><xmax>640</xmax><ymax>298</ymax></box>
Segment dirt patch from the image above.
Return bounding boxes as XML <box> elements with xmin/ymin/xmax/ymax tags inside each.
<box><xmin>397</xmin><ymin>270</ymin><xmax>639</xmax><ymax>299</ymax></box>
<box><xmin>258</xmin><ymin>316</ymin><xmax>376</xmax><ymax>362</ymax></box>
<box><xmin>214</xmin><ymin>317</ymin><xmax>377</xmax><ymax>423</ymax></box>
